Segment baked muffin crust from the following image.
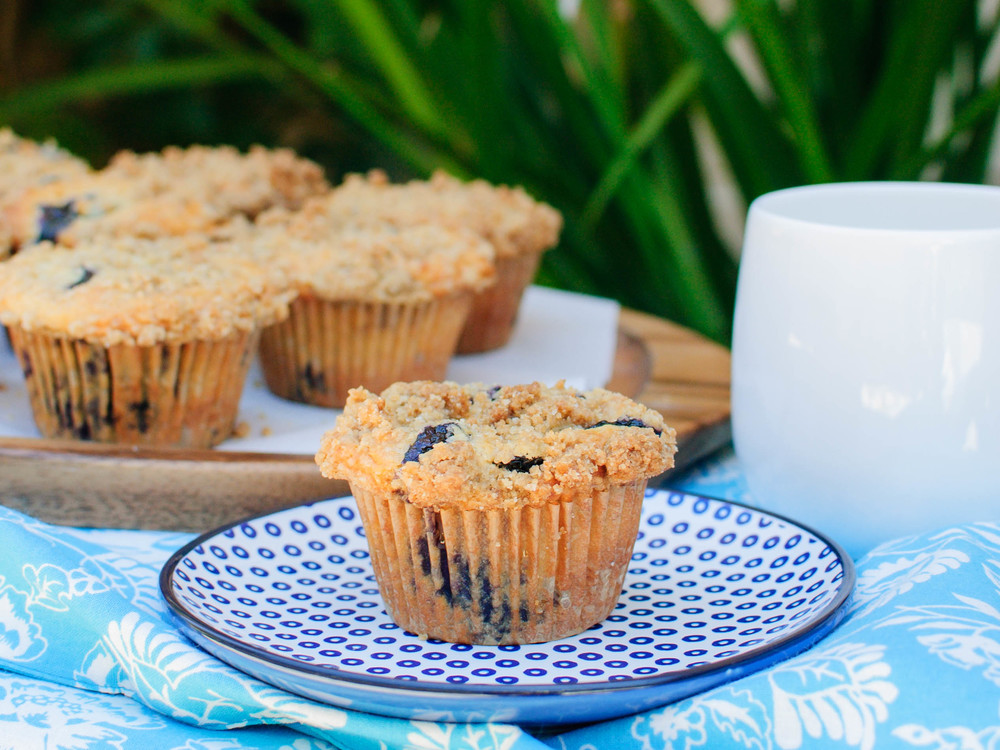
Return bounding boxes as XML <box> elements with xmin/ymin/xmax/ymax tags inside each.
<box><xmin>252</xmin><ymin>222</ymin><xmax>496</xmax><ymax>302</ymax></box>
<box><xmin>5</xmin><ymin>144</ymin><xmax>327</xmax><ymax>249</ymax></box>
<box><xmin>0</xmin><ymin>128</ymin><xmax>90</xmax><ymax>203</ymax></box>
<box><xmin>317</xmin><ymin>380</ymin><xmax>677</xmax><ymax>510</ymax></box>
<box><xmin>0</xmin><ymin>236</ymin><xmax>293</xmax><ymax>346</ymax></box>
<box><xmin>0</xmin><ymin>129</ymin><xmax>91</xmax><ymax>256</ymax></box>
<box><xmin>288</xmin><ymin>169</ymin><xmax>562</xmax><ymax>259</ymax></box>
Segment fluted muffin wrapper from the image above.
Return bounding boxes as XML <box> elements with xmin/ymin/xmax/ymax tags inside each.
<box><xmin>258</xmin><ymin>293</ymin><xmax>472</xmax><ymax>408</ymax></box>
<box><xmin>351</xmin><ymin>479</ymin><xmax>648</xmax><ymax>645</ymax></box>
<box><xmin>456</xmin><ymin>250</ymin><xmax>542</xmax><ymax>354</ymax></box>
<box><xmin>8</xmin><ymin>326</ymin><xmax>257</xmax><ymax>448</ymax></box>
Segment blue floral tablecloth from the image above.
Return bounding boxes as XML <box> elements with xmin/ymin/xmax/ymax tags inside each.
<box><xmin>1</xmin><ymin>446</ymin><xmax>998</xmax><ymax>750</ymax></box>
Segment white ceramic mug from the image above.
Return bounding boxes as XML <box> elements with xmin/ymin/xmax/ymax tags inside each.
<box><xmin>731</xmin><ymin>181</ymin><xmax>1000</xmax><ymax>558</ymax></box>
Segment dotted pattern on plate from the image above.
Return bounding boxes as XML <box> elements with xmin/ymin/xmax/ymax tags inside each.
<box><xmin>168</xmin><ymin>490</ymin><xmax>845</xmax><ymax>687</ymax></box>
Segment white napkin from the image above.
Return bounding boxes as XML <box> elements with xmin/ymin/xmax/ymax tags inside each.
<box><xmin>0</xmin><ymin>287</ymin><xmax>620</xmax><ymax>455</ymax></box>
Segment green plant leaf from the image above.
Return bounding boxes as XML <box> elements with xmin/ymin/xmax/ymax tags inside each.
<box><xmin>0</xmin><ymin>56</ymin><xmax>276</xmax><ymax>117</ymax></box>
<box><xmin>643</xmin><ymin>0</ymin><xmax>803</xmax><ymax>199</ymax></box>
<box><xmin>736</xmin><ymin>0</ymin><xmax>834</xmax><ymax>182</ymax></box>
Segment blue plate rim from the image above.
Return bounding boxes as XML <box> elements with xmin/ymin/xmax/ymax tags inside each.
<box><xmin>159</xmin><ymin>489</ymin><xmax>856</xmax><ymax>699</ymax></box>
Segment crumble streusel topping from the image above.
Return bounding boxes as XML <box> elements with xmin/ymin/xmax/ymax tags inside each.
<box><xmin>317</xmin><ymin>380</ymin><xmax>677</xmax><ymax>510</ymax></box>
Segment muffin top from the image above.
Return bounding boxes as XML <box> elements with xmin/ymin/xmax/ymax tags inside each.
<box><xmin>251</xmin><ymin>220</ymin><xmax>496</xmax><ymax>302</ymax></box>
<box><xmin>0</xmin><ymin>129</ymin><xmax>90</xmax><ymax>202</ymax></box>
<box><xmin>316</xmin><ymin>380</ymin><xmax>677</xmax><ymax>510</ymax></box>
<box><xmin>3</xmin><ymin>144</ymin><xmax>328</xmax><ymax>250</ymax></box>
<box><xmin>0</xmin><ymin>129</ymin><xmax>91</xmax><ymax>255</ymax></box>
<box><xmin>0</xmin><ymin>235</ymin><xmax>293</xmax><ymax>346</ymax></box>
<box><xmin>103</xmin><ymin>144</ymin><xmax>329</xmax><ymax>215</ymax></box>
<box><xmin>288</xmin><ymin>169</ymin><xmax>562</xmax><ymax>259</ymax></box>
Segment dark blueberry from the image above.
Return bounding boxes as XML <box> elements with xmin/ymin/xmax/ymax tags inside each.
<box><xmin>129</xmin><ymin>399</ymin><xmax>152</xmax><ymax>433</ymax></box>
<box><xmin>37</xmin><ymin>201</ymin><xmax>78</xmax><ymax>243</ymax></box>
<box><xmin>485</xmin><ymin>385</ymin><xmax>502</xmax><ymax>400</ymax></box>
<box><xmin>67</xmin><ymin>266</ymin><xmax>95</xmax><ymax>290</ymax></box>
<box><xmin>403</xmin><ymin>423</ymin><xmax>456</xmax><ymax>463</ymax></box>
<box><xmin>415</xmin><ymin>510</ymin><xmax>448</xmax><ymax>589</ymax></box>
<box><xmin>588</xmin><ymin>417</ymin><xmax>662</xmax><ymax>436</ymax></box>
<box><xmin>18</xmin><ymin>350</ymin><xmax>33</xmax><ymax>378</ymax></box>
<box><xmin>494</xmin><ymin>456</ymin><xmax>544</xmax><ymax>472</ymax></box>
<box><xmin>302</xmin><ymin>362</ymin><xmax>325</xmax><ymax>391</ymax></box>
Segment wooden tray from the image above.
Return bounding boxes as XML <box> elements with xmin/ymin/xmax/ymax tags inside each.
<box><xmin>0</xmin><ymin>309</ymin><xmax>730</xmax><ymax>531</ymax></box>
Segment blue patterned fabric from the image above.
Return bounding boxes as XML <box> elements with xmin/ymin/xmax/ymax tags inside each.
<box><xmin>0</xmin><ymin>447</ymin><xmax>998</xmax><ymax>749</ymax></box>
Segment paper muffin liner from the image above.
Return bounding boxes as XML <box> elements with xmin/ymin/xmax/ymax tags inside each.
<box><xmin>258</xmin><ymin>292</ymin><xmax>472</xmax><ymax>408</ymax></box>
<box><xmin>351</xmin><ymin>479</ymin><xmax>648</xmax><ymax>645</ymax></box>
<box><xmin>456</xmin><ymin>250</ymin><xmax>543</xmax><ymax>354</ymax></box>
<box><xmin>8</xmin><ymin>326</ymin><xmax>257</xmax><ymax>448</ymax></box>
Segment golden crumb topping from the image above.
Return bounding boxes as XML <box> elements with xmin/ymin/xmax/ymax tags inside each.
<box><xmin>103</xmin><ymin>144</ymin><xmax>328</xmax><ymax>214</ymax></box>
<box><xmin>0</xmin><ymin>235</ymin><xmax>293</xmax><ymax>346</ymax></box>
<box><xmin>0</xmin><ymin>129</ymin><xmax>91</xmax><ymax>254</ymax></box>
<box><xmin>250</xmin><ymin>222</ymin><xmax>496</xmax><ymax>302</ymax></box>
<box><xmin>317</xmin><ymin>380</ymin><xmax>677</xmax><ymax>510</ymax></box>
<box><xmin>4</xmin><ymin>144</ymin><xmax>328</xmax><ymax>249</ymax></box>
<box><xmin>284</xmin><ymin>170</ymin><xmax>562</xmax><ymax>259</ymax></box>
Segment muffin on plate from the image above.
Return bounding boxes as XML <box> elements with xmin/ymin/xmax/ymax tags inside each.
<box><xmin>0</xmin><ymin>129</ymin><xmax>91</xmax><ymax>257</ymax></box>
<box><xmin>0</xmin><ymin>235</ymin><xmax>293</xmax><ymax>448</ymax></box>
<box><xmin>251</xmin><ymin>215</ymin><xmax>496</xmax><ymax>407</ymax></box>
<box><xmin>299</xmin><ymin>170</ymin><xmax>562</xmax><ymax>353</ymax></box>
<box><xmin>3</xmin><ymin>143</ymin><xmax>328</xmax><ymax>251</ymax></box>
<box><xmin>316</xmin><ymin>380</ymin><xmax>677</xmax><ymax>645</ymax></box>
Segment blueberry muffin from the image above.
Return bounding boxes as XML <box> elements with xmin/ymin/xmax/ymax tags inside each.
<box><xmin>0</xmin><ymin>129</ymin><xmax>91</xmax><ymax>257</ymax></box>
<box><xmin>251</xmin><ymin>215</ymin><xmax>496</xmax><ymax>407</ymax></box>
<box><xmin>0</xmin><ymin>235</ymin><xmax>292</xmax><ymax>448</ymax></box>
<box><xmin>293</xmin><ymin>170</ymin><xmax>562</xmax><ymax>352</ymax></box>
<box><xmin>316</xmin><ymin>380</ymin><xmax>677</xmax><ymax>645</ymax></box>
<box><xmin>3</xmin><ymin>144</ymin><xmax>328</xmax><ymax>251</ymax></box>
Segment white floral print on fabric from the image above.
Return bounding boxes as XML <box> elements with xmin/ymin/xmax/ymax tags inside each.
<box><xmin>879</xmin><ymin>594</ymin><xmax>1000</xmax><ymax>688</ymax></box>
<box><xmin>0</xmin><ymin>670</ymin><xmax>336</xmax><ymax>750</ymax></box>
<box><xmin>892</xmin><ymin>723</ymin><xmax>1000</xmax><ymax>749</ymax></box>
<box><xmin>628</xmin><ymin>690</ymin><xmax>771</xmax><ymax>750</ymax></box>
<box><xmin>0</xmin><ymin>578</ymin><xmax>46</xmax><ymax>662</ymax></box>
<box><xmin>769</xmin><ymin>643</ymin><xmax>896</xmax><ymax>750</ymax></box>
<box><xmin>850</xmin><ymin>548</ymin><xmax>970</xmax><ymax>620</ymax></box>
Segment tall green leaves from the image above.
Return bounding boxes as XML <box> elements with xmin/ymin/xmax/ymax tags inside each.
<box><xmin>3</xmin><ymin>0</ymin><xmax>998</xmax><ymax>342</ymax></box>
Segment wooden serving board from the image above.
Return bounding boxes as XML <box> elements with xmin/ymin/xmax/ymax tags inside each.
<box><xmin>0</xmin><ymin>309</ymin><xmax>730</xmax><ymax>531</ymax></box>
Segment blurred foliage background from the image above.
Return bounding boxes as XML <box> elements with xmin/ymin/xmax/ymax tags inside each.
<box><xmin>2</xmin><ymin>0</ymin><xmax>1000</xmax><ymax>344</ymax></box>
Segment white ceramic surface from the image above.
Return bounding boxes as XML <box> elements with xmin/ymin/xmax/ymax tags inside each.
<box><xmin>731</xmin><ymin>182</ymin><xmax>1000</xmax><ymax>558</ymax></box>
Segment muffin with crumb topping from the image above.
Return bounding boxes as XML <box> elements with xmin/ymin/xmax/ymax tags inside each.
<box><xmin>316</xmin><ymin>380</ymin><xmax>677</xmax><ymax>645</ymax></box>
<box><xmin>293</xmin><ymin>170</ymin><xmax>562</xmax><ymax>352</ymax></box>
<box><xmin>0</xmin><ymin>129</ymin><xmax>91</xmax><ymax>257</ymax></box>
<box><xmin>3</xmin><ymin>143</ymin><xmax>328</xmax><ymax>252</ymax></box>
<box><xmin>251</xmin><ymin>219</ymin><xmax>496</xmax><ymax>407</ymax></box>
<box><xmin>0</xmin><ymin>236</ymin><xmax>293</xmax><ymax>447</ymax></box>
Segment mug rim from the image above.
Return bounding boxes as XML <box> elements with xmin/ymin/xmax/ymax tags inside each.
<box><xmin>749</xmin><ymin>180</ymin><xmax>1000</xmax><ymax>235</ymax></box>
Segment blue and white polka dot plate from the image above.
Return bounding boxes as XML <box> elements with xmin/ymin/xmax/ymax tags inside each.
<box><xmin>160</xmin><ymin>489</ymin><xmax>854</xmax><ymax>726</ymax></box>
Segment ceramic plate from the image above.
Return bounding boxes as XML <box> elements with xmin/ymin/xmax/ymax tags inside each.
<box><xmin>160</xmin><ymin>489</ymin><xmax>854</xmax><ymax>726</ymax></box>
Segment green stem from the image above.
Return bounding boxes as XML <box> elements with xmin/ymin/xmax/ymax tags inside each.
<box><xmin>582</xmin><ymin>61</ymin><xmax>701</xmax><ymax>227</ymax></box>
<box><xmin>895</xmin><ymin>77</ymin><xmax>1000</xmax><ymax>178</ymax></box>
<box><xmin>0</xmin><ymin>56</ymin><xmax>276</xmax><ymax>116</ymax></box>
<box><xmin>329</xmin><ymin>0</ymin><xmax>449</xmax><ymax>140</ymax></box>
<box><xmin>736</xmin><ymin>0</ymin><xmax>835</xmax><ymax>182</ymax></box>
<box><xmin>221</xmin><ymin>0</ymin><xmax>460</xmax><ymax>174</ymax></box>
